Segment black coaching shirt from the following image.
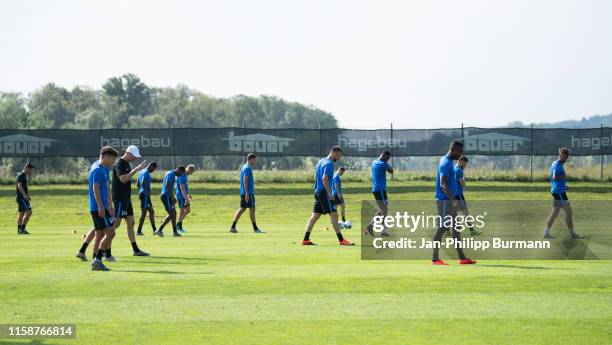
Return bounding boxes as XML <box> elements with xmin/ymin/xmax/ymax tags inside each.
<box><xmin>112</xmin><ymin>158</ymin><xmax>132</xmax><ymax>200</ymax></box>
<box><xmin>16</xmin><ymin>172</ymin><xmax>28</xmax><ymax>199</ymax></box>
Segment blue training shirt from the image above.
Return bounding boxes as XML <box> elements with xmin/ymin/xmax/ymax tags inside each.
<box><xmin>88</xmin><ymin>160</ymin><xmax>110</xmax><ymax>212</ymax></box>
<box><xmin>371</xmin><ymin>159</ymin><xmax>390</xmax><ymax>192</ymax></box>
<box><xmin>314</xmin><ymin>158</ymin><xmax>334</xmax><ymax>193</ymax></box>
<box><xmin>550</xmin><ymin>160</ymin><xmax>567</xmax><ymax>193</ymax></box>
<box><xmin>240</xmin><ymin>164</ymin><xmax>254</xmax><ymax>195</ymax></box>
<box><xmin>161</xmin><ymin>170</ymin><xmax>177</xmax><ymax>196</ymax></box>
<box><xmin>332</xmin><ymin>173</ymin><xmax>342</xmax><ymax>196</ymax></box>
<box><xmin>176</xmin><ymin>174</ymin><xmax>189</xmax><ymax>199</ymax></box>
<box><xmin>436</xmin><ymin>155</ymin><xmax>456</xmax><ymax>200</ymax></box>
<box><xmin>138</xmin><ymin>170</ymin><xmax>151</xmax><ymax>195</ymax></box>
<box><xmin>453</xmin><ymin>164</ymin><xmax>464</xmax><ymax>196</ymax></box>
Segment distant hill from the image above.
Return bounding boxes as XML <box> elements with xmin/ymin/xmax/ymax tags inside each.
<box><xmin>507</xmin><ymin>113</ymin><xmax>612</xmax><ymax>128</ymax></box>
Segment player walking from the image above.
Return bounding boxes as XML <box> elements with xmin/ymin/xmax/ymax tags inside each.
<box><xmin>110</xmin><ymin>145</ymin><xmax>150</xmax><ymax>259</ymax></box>
<box><xmin>302</xmin><ymin>146</ymin><xmax>353</xmax><ymax>246</ymax></box>
<box><xmin>230</xmin><ymin>153</ymin><xmax>265</xmax><ymax>233</ymax></box>
<box><xmin>543</xmin><ymin>147</ymin><xmax>585</xmax><ymax>239</ymax></box>
<box><xmin>332</xmin><ymin>166</ymin><xmax>349</xmax><ymax>228</ymax></box>
<box><xmin>365</xmin><ymin>151</ymin><xmax>393</xmax><ymax>237</ymax></box>
<box><xmin>453</xmin><ymin>156</ymin><xmax>482</xmax><ymax>236</ymax></box>
<box><xmin>156</xmin><ymin>166</ymin><xmax>185</xmax><ymax>237</ymax></box>
<box><xmin>176</xmin><ymin>164</ymin><xmax>196</xmax><ymax>233</ymax></box>
<box><xmin>87</xmin><ymin>146</ymin><xmax>119</xmax><ymax>271</ymax></box>
<box><xmin>136</xmin><ymin>162</ymin><xmax>158</xmax><ymax>236</ymax></box>
<box><xmin>16</xmin><ymin>163</ymin><xmax>34</xmax><ymax>235</ymax></box>
<box><xmin>431</xmin><ymin>141</ymin><xmax>476</xmax><ymax>265</ymax></box>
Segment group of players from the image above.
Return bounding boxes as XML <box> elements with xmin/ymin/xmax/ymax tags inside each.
<box><xmin>14</xmin><ymin>140</ymin><xmax>584</xmax><ymax>269</ymax></box>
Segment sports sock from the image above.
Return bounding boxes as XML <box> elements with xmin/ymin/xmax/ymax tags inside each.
<box><xmin>137</xmin><ymin>223</ymin><xmax>143</xmax><ymax>233</ymax></box>
<box><xmin>131</xmin><ymin>242</ymin><xmax>140</xmax><ymax>252</ymax></box>
<box><xmin>79</xmin><ymin>242</ymin><xmax>89</xmax><ymax>254</ymax></box>
<box><xmin>252</xmin><ymin>222</ymin><xmax>258</xmax><ymax>230</ymax></box>
<box><xmin>95</xmin><ymin>251</ymin><xmax>104</xmax><ymax>260</ymax></box>
<box><xmin>342</xmin><ymin>217</ymin><xmax>346</xmax><ymax>222</ymax></box>
<box><xmin>336</xmin><ymin>232</ymin><xmax>344</xmax><ymax>241</ymax></box>
<box><xmin>105</xmin><ymin>248</ymin><xmax>112</xmax><ymax>258</ymax></box>
<box><xmin>303</xmin><ymin>231</ymin><xmax>311</xmax><ymax>241</ymax></box>
<box><xmin>17</xmin><ymin>225</ymin><xmax>21</xmax><ymax>232</ymax></box>
<box><xmin>177</xmin><ymin>221</ymin><xmax>183</xmax><ymax>230</ymax></box>
<box><xmin>231</xmin><ymin>221</ymin><xmax>237</xmax><ymax>229</ymax></box>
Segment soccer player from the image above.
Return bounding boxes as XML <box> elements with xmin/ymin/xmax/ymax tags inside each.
<box><xmin>365</xmin><ymin>151</ymin><xmax>393</xmax><ymax>237</ymax></box>
<box><xmin>431</xmin><ymin>141</ymin><xmax>476</xmax><ymax>265</ymax></box>
<box><xmin>332</xmin><ymin>166</ymin><xmax>348</xmax><ymax>228</ymax></box>
<box><xmin>87</xmin><ymin>146</ymin><xmax>118</xmax><ymax>271</ymax></box>
<box><xmin>302</xmin><ymin>146</ymin><xmax>353</xmax><ymax>246</ymax></box>
<box><xmin>156</xmin><ymin>166</ymin><xmax>185</xmax><ymax>237</ymax></box>
<box><xmin>176</xmin><ymin>164</ymin><xmax>196</xmax><ymax>233</ymax></box>
<box><xmin>136</xmin><ymin>162</ymin><xmax>158</xmax><ymax>236</ymax></box>
<box><xmin>543</xmin><ymin>147</ymin><xmax>584</xmax><ymax>239</ymax></box>
<box><xmin>110</xmin><ymin>145</ymin><xmax>150</xmax><ymax>259</ymax></box>
<box><xmin>16</xmin><ymin>163</ymin><xmax>34</xmax><ymax>235</ymax></box>
<box><xmin>453</xmin><ymin>155</ymin><xmax>482</xmax><ymax>236</ymax></box>
<box><xmin>230</xmin><ymin>153</ymin><xmax>265</xmax><ymax>234</ymax></box>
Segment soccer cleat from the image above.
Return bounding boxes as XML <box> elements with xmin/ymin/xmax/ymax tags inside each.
<box><xmin>91</xmin><ymin>259</ymin><xmax>110</xmax><ymax>271</ymax></box>
<box><xmin>179</xmin><ymin>228</ymin><xmax>187</xmax><ymax>233</ymax></box>
<box><xmin>104</xmin><ymin>255</ymin><xmax>118</xmax><ymax>262</ymax></box>
<box><xmin>75</xmin><ymin>251</ymin><xmax>88</xmax><ymax>262</ymax></box>
<box><xmin>230</xmin><ymin>228</ymin><xmax>238</xmax><ymax>233</ymax></box>
<box><xmin>570</xmin><ymin>232</ymin><xmax>585</xmax><ymax>239</ymax></box>
<box><xmin>432</xmin><ymin>260</ymin><xmax>449</xmax><ymax>265</ymax></box>
<box><xmin>136</xmin><ymin>231</ymin><xmax>144</xmax><ymax>236</ymax></box>
<box><xmin>253</xmin><ymin>228</ymin><xmax>266</xmax><ymax>234</ymax></box>
<box><xmin>380</xmin><ymin>230</ymin><xmax>391</xmax><ymax>237</ymax></box>
<box><xmin>17</xmin><ymin>229</ymin><xmax>30</xmax><ymax>235</ymax></box>
<box><xmin>302</xmin><ymin>240</ymin><xmax>317</xmax><ymax>245</ymax></box>
<box><xmin>133</xmin><ymin>250</ymin><xmax>150</xmax><ymax>256</ymax></box>
<box><xmin>154</xmin><ymin>230</ymin><xmax>165</xmax><ymax>237</ymax></box>
<box><xmin>173</xmin><ymin>231</ymin><xmax>182</xmax><ymax>237</ymax></box>
<box><xmin>543</xmin><ymin>233</ymin><xmax>555</xmax><ymax>239</ymax></box>
<box><xmin>459</xmin><ymin>259</ymin><xmax>477</xmax><ymax>265</ymax></box>
<box><xmin>339</xmin><ymin>239</ymin><xmax>355</xmax><ymax>246</ymax></box>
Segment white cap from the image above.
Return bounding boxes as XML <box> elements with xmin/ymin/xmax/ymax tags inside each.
<box><xmin>126</xmin><ymin>145</ymin><xmax>141</xmax><ymax>158</ymax></box>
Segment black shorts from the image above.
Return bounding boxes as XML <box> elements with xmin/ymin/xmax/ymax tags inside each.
<box><xmin>240</xmin><ymin>194</ymin><xmax>255</xmax><ymax>208</ymax></box>
<box><xmin>113</xmin><ymin>198</ymin><xmax>134</xmax><ymax>219</ymax></box>
<box><xmin>373</xmin><ymin>190</ymin><xmax>388</xmax><ymax>204</ymax></box>
<box><xmin>436</xmin><ymin>200</ymin><xmax>458</xmax><ymax>230</ymax></box>
<box><xmin>552</xmin><ymin>192</ymin><xmax>570</xmax><ymax>207</ymax></box>
<box><xmin>313</xmin><ymin>190</ymin><xmax>337</xmax><ymax>215</ymax></box>
<box><xmin>332</xmin><ymin>195</ymin><xmax>344</xmax><ymax>205</ymax></box>
<box><xmin>160</xmin><ymin>194</ymin><xmax>175</xmax><ymax>213</ymax></box>
<box><xmin>454</xmin><ymin>194</ymin><xmax>467</xmax><ymax>210</ymax></box>
<box><xmin>91</xmin><ymin>209</ymin><xmax>115</xmax><ymax>230</ymax></box>
<box><xmin>16</xmin><ymin>198</ymin><xmax>32</xmax><ymax>212</ymax></box>
<box><xmin>139</xmin><ymin>193</ymin><xmax>153</xmax><ymax>210</ymax></box>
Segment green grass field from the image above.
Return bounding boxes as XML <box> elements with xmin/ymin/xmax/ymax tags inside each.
<box><xmin>1</xmin><ymin>181</ymin><xmax>611</xmax><ymax>344</ymax></box>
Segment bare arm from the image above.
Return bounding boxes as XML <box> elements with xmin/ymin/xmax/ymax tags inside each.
<box><xmin>180</xmin><ymin>184</ymin><xmax>189</xmax><ymax>200</ymax></box>
<box><xmin>459</xmin><ymin>177</ymin><xmax>466</xmax><ymax>187</ymax></box>
<box><xmin>334</xmin><ymin>180</ymin><xmax>342</xmax><ymax>199</ymax></box>
<box><xmin>118</xmin><ymin>161</ymin><xmax>147</xmax><ymax>184</ymax></box>
<box><xmin>243</xmin><ymin>175</ymin><xmax>250</xmax><ymax>201</ymax></box>
<box><xmin>17</xmin><ymin>182</ymin><xmax>29</xmax><ymax>200</ymax></box>
<box><xmin>323</xmin><ymin>175</ymin><xmax>333</xmax><ymax>199</ymax></box>
<box><xmin>387</xmin><ymin>166</ymin><xmax>394</xmax><ymax>174</ymax></box>
<box><xmin>440</xmin><ymin>175</ymin><xmax>455</xmax><ymax>201</ymax></box>
<box><xmin>93</xmin><ymin>183</ymin><xmax>105</xmax><ymax>216</ymax></box>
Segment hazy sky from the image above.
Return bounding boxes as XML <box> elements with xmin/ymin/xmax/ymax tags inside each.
<box><xmin>1</xmin><ymin>0</ymin><xmax>611</xmax><ymax>128</ymax></box>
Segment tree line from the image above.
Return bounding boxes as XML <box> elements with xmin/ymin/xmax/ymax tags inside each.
<box><xmin>0</xmin><ymin>73</ymin><xmax>338</xmax><ymax>130</ymax></box>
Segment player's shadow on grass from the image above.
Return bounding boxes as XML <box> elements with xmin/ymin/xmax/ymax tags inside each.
<box><xmin>155</xmin><ymin>256</ymin><xmax>226</xmax><ymax>261</ymax></box>
<box><xmin>479</xmin><ymin>264</ymin><xmax>555</xmax><ymax>270</ymax></box>
<box><xmin>118</xmin><ymin>270</ymin><xmax>213</xmax><ymax>275</ymax></box>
